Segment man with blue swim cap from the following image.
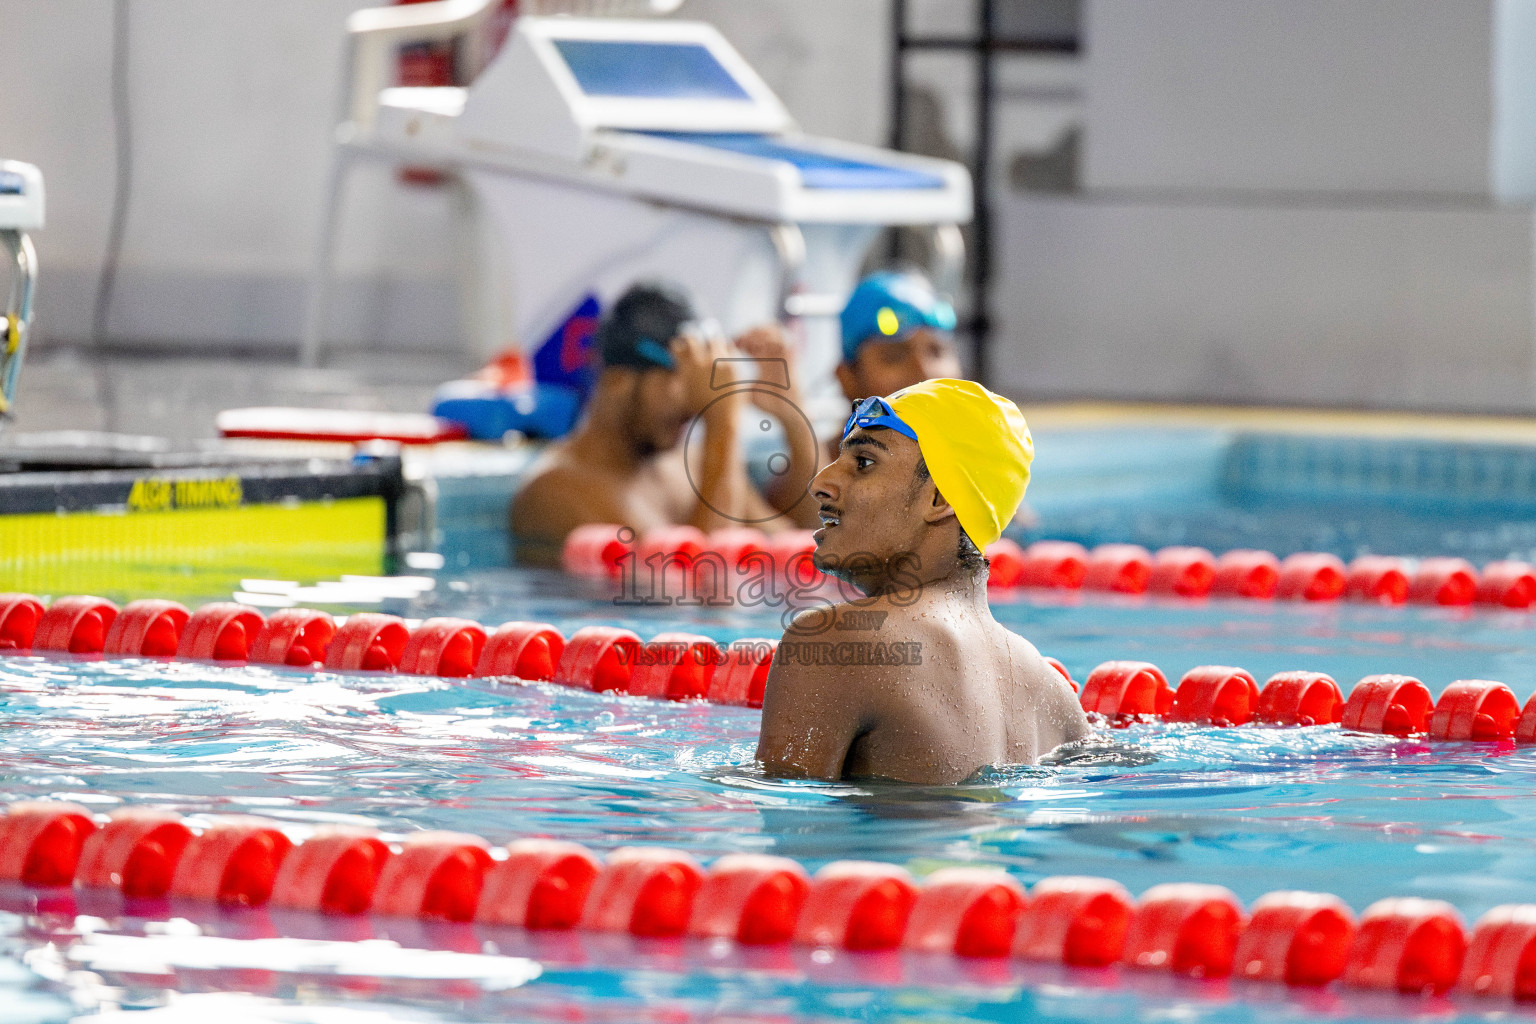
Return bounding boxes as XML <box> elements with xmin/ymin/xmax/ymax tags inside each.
<box><xmin>757</xmin><ymin>378</ymin><xmax>1089</xmax><ymax>784</ymax></box>
<box><xmin>829</xmin><ymin>271</ymin><xmax>963</xmax><ymax>461</ymax></box>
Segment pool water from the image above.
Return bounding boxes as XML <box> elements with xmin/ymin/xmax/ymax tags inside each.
<box><xmin>5</xmin><ymin>568</ymin><xmax>1536</xmax><ymax>1022</ymax></box>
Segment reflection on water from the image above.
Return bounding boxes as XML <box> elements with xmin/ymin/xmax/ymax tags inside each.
<box><xmin>1038</xmin><ymin>736</ymin><xmax>1160</xmax><ymax>769</ymax></box>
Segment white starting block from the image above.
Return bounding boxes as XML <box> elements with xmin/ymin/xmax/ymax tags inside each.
<box><xmin>306</xmin><ymin>1</ymin><xmax>971</xmax><ymax>415</ymax></box>
<box><xmin>0</xmin><ymin>160</ymin><xmax>42</xmax><ymax>423</ymax></box>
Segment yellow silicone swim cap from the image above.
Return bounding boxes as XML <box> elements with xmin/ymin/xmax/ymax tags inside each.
<box><xmin>886</xmin><ymin>378</ymin><xmax>1033</xmax><ymax>549</ymax></box>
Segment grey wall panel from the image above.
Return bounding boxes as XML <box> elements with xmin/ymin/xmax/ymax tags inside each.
<box><xmin>1082</xmin><ymin>0</ymin><xmax>1497</xmax><ymax>195</ymax></box>
<box><xmin>994</xmin><ymin>194</ymin><xmax>1536</xmax><ymax>411</ymax></box>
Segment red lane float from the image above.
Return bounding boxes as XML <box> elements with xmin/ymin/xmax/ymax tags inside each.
<box><xmin>1210</xmin><ymin>550</ymin><xmax>1281</xmax><ymax>600</ymax></box>
<box><xmin>1013</xmin><ymin>875</ymin><xmax>1133</xmax><ymax>967</ymax></box>
<box><xmin>1083</xmin><ymin>544</ymin><xmax>1153</xmax><ymax>594</ymax></box>
<box><xmin>1344</xmin><ymin>897</ymin><xmax>1466</xmax><ymax>995</ymax></box>
<box><xmin>169</xmin><ymin>816</ymin><xmax>293</xmax><ymax>908</ymax></box>
<box><xmin>1340</xmin><ymin>674</ymin><xmax>1433</xmax><ymax>736</ymax></box>
<box><xmin>1409</xmin><ymin>557</ymin><xmax>1478</xmax><ymax>607</ymax></box>
<box><xmin>764</xmin><ymin>530</ymin><xmax>820</xmax><ymax>585</ymax></box>
<box><xmin>1080</xmin><ymin>661</ymin><xmax>1172</xmax><ymax>724</ymax></box>
<box><xmin>76</xmin><ymin>808</ymin><xmax>193</xmax><ymax>899</ymax></box>
<box><xmin>796</xmin><ymin>861</ymin><xmax>917</xmax><ymax>951</ymax></box>
<box><xmin>373</xmin><ymin>832</ymin><xmax>493</xmax><ymax>922</ymax></box>
<box><xmin>249</xmin><ymin>609</ymin><xmax>337</xmax><ymax>669</ymax></box>
<box><xmin>270</xmin><ymin>827</ymin><xmax>392</xmax><ymax>915</ymax></box>
<box><xmin>581</xmin><ymin>847</ymin><xmax>704</xmax><ymax>938</ymax></box>
<box><xmin>635</xmin><ymin>526</ymin><xmax>713</xmax><ymax>599</ymax></box>
<box><xmin>1428</xmin><ymin>680</ymin><xmax>1519</xmax><ymax>741</ymax></box>
<box><xmin>1017</xmin><ymin>541</ymin><xmax>1088</xmax><ymax>589</ymax></box>
<box><xmin>628</xmin><ymin>632</ymin><xmax>718</xmax><ymax>701</ymax></box>
<box><xmin>324</xmin><ymin>613</ymin><xmax>409</xmax><ymax>672</ymax></box>
<box><xmin>562</xmin><ymin>523</ymin><xmax>633</xmax><ymax>579</ymax></box>
<box><xmin>0</xmin><ymin>802</ymin><xmax>97</xmax><ymax>886</ymax></box>
<box><xmin>635</xmin><ymin>525</ymin><xmax>708</xmax><ymax>564</ymax></box>
<box><xmin>478</xmin><ymin>839</ymin><xmax>601</xmax><ymax>930</ymax></box>
<box><xmin>398</xmin><ymin>617</ymin><xmax>487</xmax><ymax>678</ymax></box>
<box><xmin>0</xmin><ymin>593</ymin><xmax>44</xmax><ymax>651</ymax></box>
<box><xmin>1345</xmin><ymin>556</ymin><xmax>1411</xmax><ymax>605</ymax></box>
<box><xmin>32</xmin><ymin>596</ymin><xmax>119</xmax><ymax>655</ymax></box>
<box><xmin>708</xmin><ymin>528</ymin><xmax>770</xmax><ymax>572</ymax></box>
<box><xmin>1147</xmin><ymin>547</ymin><xmax>1217</xmax><ymax>598</ymax></box>
<box><xmin>1476</xmin><ymin>561</ymin><xmax>1536</xmax><ymax>610</ymax></box>
<box><xmin>556</xmin><ymin>625</ymin><xmax>642</xmax><ymax>693</ymax></box>
<box><xmin>689</xmin><ymin>853</ymin><xmax>809</xmax><ymax>945</ymax></box>
<box><xmin>1256</xmin><ymin>672</ymin><xmax>1344</xmax><ymax>727</ymax></box>
<box><xmin>103</xmin><ymin>599</ymin><xmax>191</xmax><ymax>658</ymax></box>
<box><xmin>1275</xmin><ymin>553</ymin><xmax>1347</xmax><ymax>602</ymax></box>
<box><xmin>1044</xmin><ymin>657</ymin><xmax>1078</xmax><ymax>693</ymax></box>
<box><xmin>177</xmin><ymin>603</ymin><xmax>266</xmax><ymax>661</ymax></box>
<box><xmin>707</xmin><ymin>640</ymin><xmax>776</xmax><ymax>708</ymax></box>
<box><xmin>1234</xmin><ymin>890</ymin><xmax>1356</xmax><ymax>986</ymax></box>
<box><xmin>904</xmin><ymin>867</ymin><xmax>1026</xmax><ymax>958</ymax></box>
<box><xmin>1167</xmin><ymin>666</ymin><xmax>1259</xmax><ymax>727</ymax></box>
<box><xmin>475</xmin><ymin>621</ymin><xmax>564</xmax><ymax>681</ymax></box>
<box><xmin>1460</xmin><ymin>904</ymin><xmax>1536</xmax><ymax>1000</ymax></box>
<box><xmin>983</xmin><ymin>539</ymin><xmax>1027</xmax><ymax>589</ymax></box>
<box><xmin>1122</xmin><ymin>883</ymin><xmax>1245</xmax><ymax>979</ymax></box>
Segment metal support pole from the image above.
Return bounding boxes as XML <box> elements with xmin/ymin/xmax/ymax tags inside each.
<box><xmin>301</xmin><ymin>150</ymin><xmax>352</xmax><ymax>368</ymax></box>
<box><xmin>767</xmin><ymin>222</ymin><xmax>808</xmax><ymax>322</ymax></box>
<box><xmin>889</xmin><ymin>0</ymin><xmax>907</xmax><ymax>153</ymax></box>
<box><xmin>886</xmin><ymin>0</ymin><xmax>909</xmax><ymax>265</ymax></box>
<box><xmin>973</xmin><ymin>0</ymin><xmax>996</xmax><ymax>387</ymax></box>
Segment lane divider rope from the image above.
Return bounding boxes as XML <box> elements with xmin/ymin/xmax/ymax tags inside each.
<box><xmin>0</xmin><ymin>801</ymin><xmax>1530</xmax><ymax>1001</ymax></box>
<box><xmin>562</xmin><ymin>524</ymin><xmax>1536</xmax><ymax>611</ymax></box>
<box><xmin>4</xmin><ymin>593</ymin><xmax>1536</xmax><ymax>741</ymax></box>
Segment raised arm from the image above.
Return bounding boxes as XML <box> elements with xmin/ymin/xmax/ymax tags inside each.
<box><xmin>733</xmin><ymin>324</ymin><xmax>823</xmax><ymax>530</ymax></box>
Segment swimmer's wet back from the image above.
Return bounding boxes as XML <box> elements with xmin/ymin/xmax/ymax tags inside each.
<box><xmin>755</xmin><ymin>379</ymin><xmax>1089</xmax><ymax>784</ymax></box>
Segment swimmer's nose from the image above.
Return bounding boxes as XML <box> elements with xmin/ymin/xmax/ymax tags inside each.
<box><xmin>811</xmin><ymin>463</ymin><xmax>838</xmax><ymax>503</ymax></box>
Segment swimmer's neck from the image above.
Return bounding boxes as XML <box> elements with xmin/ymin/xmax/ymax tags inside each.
<box><xmin>849</xmin><ymin>558</ymin><xmax>990</xmax><ymax>609</ymax></box>
<box><xmin>567</xmin><ymin>402</ymin><xmax>657</xmax><ymax>469</ymax></box>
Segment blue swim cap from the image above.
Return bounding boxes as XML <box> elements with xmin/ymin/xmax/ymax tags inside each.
<box><xmin>839</xmin><ymin>271</ymin><xmax>957</xmax><ymax>364</ymax></box>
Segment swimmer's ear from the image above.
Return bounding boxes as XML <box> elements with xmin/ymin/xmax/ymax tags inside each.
<box><xmin>923</xmin><ymin>486</ymin><xmax>958</xmax><ymax>527</ymax></box>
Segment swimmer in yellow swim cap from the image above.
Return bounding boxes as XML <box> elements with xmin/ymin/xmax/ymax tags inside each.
<box><xmin>755</xmin><ymin>378</ymin><xmax>1090</xmax><ymax>784</ymax></box>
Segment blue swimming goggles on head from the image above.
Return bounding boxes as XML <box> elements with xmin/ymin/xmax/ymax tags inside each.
<box><xmin>842</xmin><ymin>395</ymin><xmax>920</xmax><ymax>443</ymax></box>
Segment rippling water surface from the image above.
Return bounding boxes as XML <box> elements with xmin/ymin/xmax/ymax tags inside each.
<box><xmin>4</xmin><ymin>568</ymin><xmax>1536</xmax><ymax>1021</ymax></box>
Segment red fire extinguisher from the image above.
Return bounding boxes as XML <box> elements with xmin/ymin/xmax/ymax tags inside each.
<box><xmin>394</xmin><ymin>0</ymin><xmax>519</xmax><ymax>186</ymax></box>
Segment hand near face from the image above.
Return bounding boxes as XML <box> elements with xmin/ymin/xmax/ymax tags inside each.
<box><xmin>671</xmin><ymin>332</ymin><xmax>742</xmax><ymax>417</ymax></box>
<box><xmin>733</xmin><ymin>323</ymin><xmax>802</xmax><ymax>410</ymax></box>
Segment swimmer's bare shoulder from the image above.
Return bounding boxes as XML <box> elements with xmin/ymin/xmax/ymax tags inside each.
<box><xmin>756</xmin><ymin>598</ymin><xmax>914</xmax><ymax>779</ymax></box>
<box><xmin>511</xmin><ymin>449</ymin><xmax>628</xmax><ymax>564</ymax></box>
<box><xmin>995</xmin><ymin>626</ymin><xmax>1092</xmax><ymax>755</ymax></box>
<box><xmin>870</xmin><ymin>602</ymin><xmax>1089</xmax><ymax>764</ymax></box>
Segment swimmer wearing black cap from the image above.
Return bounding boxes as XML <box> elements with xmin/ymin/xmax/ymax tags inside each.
<box><xmin>756</xmin><ymin>379</ymin><xmax>1089</xmax><ymax>784</ymax></box>
<box><xmin>512</xmin><ymin>281</ymin><xmax>821</xmax><ymax>561</ymax></box>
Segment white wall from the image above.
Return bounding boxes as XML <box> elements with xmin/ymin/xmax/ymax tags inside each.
<box><xmin>0</xmin><ymin>0</ymin><xmax>890</xmax><ymax>352</ymax></box>
<box><xmin>1082</xmin><ymin>0</ymin><xmax>1500</xmax><ymax>196</ymax></box>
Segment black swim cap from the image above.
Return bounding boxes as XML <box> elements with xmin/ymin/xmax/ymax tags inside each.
<box><xmin>596</xmin><ymin>281</ymin><xmax>696</xmax><ymax>371</ymax></box>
